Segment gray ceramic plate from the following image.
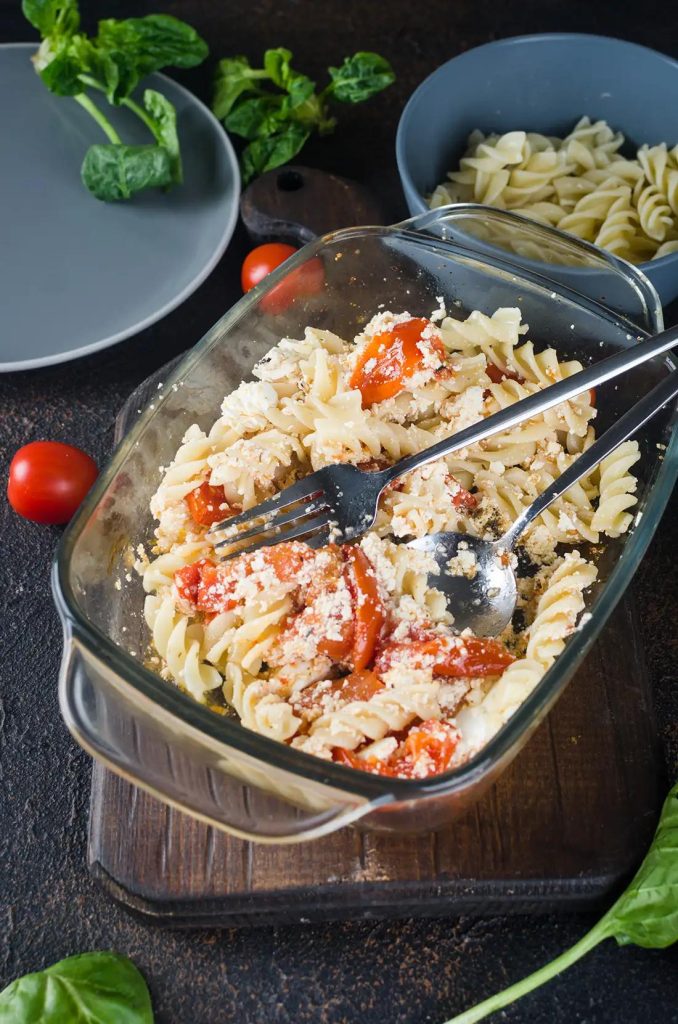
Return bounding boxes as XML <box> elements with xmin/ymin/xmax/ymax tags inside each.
<box><xmin>0</xmin><ymin>43</ymin><xmax>240</xmax><ymax>371</ymax></box>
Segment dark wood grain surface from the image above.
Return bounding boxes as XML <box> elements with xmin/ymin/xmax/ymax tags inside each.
<box><xmin>1</xmin><ymin>1</ymin><xmax>677</xmax><ymax>1022</ymax></box>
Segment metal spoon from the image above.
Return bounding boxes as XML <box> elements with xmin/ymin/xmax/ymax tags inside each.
<box><xmin>409</xmin><ymin>371</ymin><xmax>678</xmax><ymax>636</ymax></box>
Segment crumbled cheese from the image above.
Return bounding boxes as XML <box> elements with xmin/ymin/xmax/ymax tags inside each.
<box><xmin>446</xmin><ymin>545</ymin><xmax>478</xmax><ymax>579</ymax></box>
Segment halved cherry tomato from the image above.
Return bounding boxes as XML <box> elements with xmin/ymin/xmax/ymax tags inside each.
<box><xmin>185</xmin><ymin>482</ymin><xmax>233</xmax><ymax>527</ymax></box>
<box><xmin>350</xmin><ymin>318</ymin><xmax>446</xmax><ymax>406</ymax></box>
<box><xmin>344</xmin><ymin>546</ymin><xmax>385</xmax><ymax>670</ymax></box>
<box><xmin>485</xmin><ymin>363</ymin><xmax>525</xmax><ymax>385</ymax></box>
<box><xmin>403</xmin><ymin>719</ymin><xmax>459</xmax><ymax>775</ymax></box>
<box><xmin>298</xmin><ymin>669</ymin><xmax>384</xmax><ymax>713</ymax></box>
<box><xmin>317</xmin><ymin>617</ymin><xmax>354</xmax><ymax>662</ymax></box>
<box><xmin>333</xmin><ymin>719</ymin><xmax>459</xmax><ymax>779</ymax></box>
<box><xmin>175</xmin><ymin>558</ymin><xmax>215</xmax><ymax>606</ymax></box>
<box><xmin>241</xmin><ymin>243</ymin><xmax>298</xmax><ymax>292</ymax></box>
<box><xmin>375</xmin><ymin>631</ymin><xmax>514</xmax><ymax>678</ymax></box>
<box><xmin>260</xmin><ymin>256</ymin><xmax>325</xmax><ymax>315</ymax></box>
<box><xmin>175</xmin><ymin>541</ymin><xmax>319</xmax><ymax>615</ymax></box>
<box><xmin>7</xmin><ymin>440</ymin><xmax>98</xmax><ymax>524</ymax></box>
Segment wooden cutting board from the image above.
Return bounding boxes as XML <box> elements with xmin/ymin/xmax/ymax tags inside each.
<box><xmin>87</xmin><ymin>170</ymin><xmax>663</xmax><ymax>926</ymax></box>
<box><xmin>88</xmin><ymin>374</ymin><xmax>663</xmax><ymax>929</ymax></box>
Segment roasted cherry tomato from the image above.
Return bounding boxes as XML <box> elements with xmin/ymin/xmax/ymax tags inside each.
<box><xmin>7</xmin><ymin>440</ymin><xmax>98</xmax><ymax>524</ymax></box>
<box><xmin>350</xmin><ymin>318</ymin><xmax>445</xmax><ymax>406</ymax></box>
<box><xmin>334</xmin><ymin>719</ymin><xmax>460</xmax><ymax>779</ymax></box>
<box><xmin>375</xmin><ymin>632</ymin><xmax>514</xmax><ymax>678</ymax></box>
<box><xmin>402</xmin><ymin>719</ymin><xmax>459</xmax><ymax>775</ymax></box>
<box><xmin>241</xmin><ymin>243</ymin><xmax>298</xmax><ymax>293</ymax></box>
<box><xmin>185</xmin><ymin>482</ymin><xmax>233</xmax><ymax>527</ymax></box>
<box><xmin>344</xmin><ymin>546</ymin><xmax>385</xmax><ymax>670</ymax></box>
<box><xmin>175</xmin><ymin>541</ymin><xmax>318</xmax><ymax>615</ymax></box>
<box><xmin>175</xmin><ymin>558</ymin><xmax>215</xmax><ymax>606</ymax></box>
<box><xmin>297</xmin><ymin>670</ymin><xmax>384</xmax><ymax>714</ymax></box>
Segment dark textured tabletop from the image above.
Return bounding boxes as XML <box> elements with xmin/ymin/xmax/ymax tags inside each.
<box><xmin>1</xmin><ymin>2</ymin><xmax>677</xmax><ymax>1022</ymax></box>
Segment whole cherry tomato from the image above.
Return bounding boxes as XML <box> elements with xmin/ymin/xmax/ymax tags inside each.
<box><xmin>241</xmin><ymin>243</ymin><xmax>298</xmax><ymax>293</ymax></box>
<box><xmin>7</xmin><ymin>441</ymin><xmax>98</xmax><ymax>524</ymax></box>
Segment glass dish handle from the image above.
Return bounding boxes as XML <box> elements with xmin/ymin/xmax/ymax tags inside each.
<box><xmin>397</xmin><ymin>203</ymin><xmax>664</xmax><ymax>336</ymax></box>
<box><xmin>58</xmin><ymin>634</ymin><xmax>377</xmax><ymax>844</ymax></box>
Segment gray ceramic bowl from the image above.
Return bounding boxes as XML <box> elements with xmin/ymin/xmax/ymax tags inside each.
<box><xmin>396</xmin><ymin>34</ymin><xmax>678</xmax><ymax>306</ymax></box>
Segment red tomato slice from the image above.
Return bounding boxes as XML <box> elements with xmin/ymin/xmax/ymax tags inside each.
<box><xmin>350</xmin><ymin>318</ymin><xmax>445</xmax><ymax>406</ymax></box>
<box><xmin>375</xmin><ymin>632</ymin><xmax>514</xmax><ymax>678</ymax></box>
<box><xmin>298</xmin><ymin>669</ymin><xmax>384</xmax><ymax>714</ymax></box>
<box><xmin>241</xmin><ymin>243</ymin><xmax>297</xmax><ymax>293</ymax></box>
<box><xmin>174</xmin><ymin>541</ymin><xmax>319</xmax><ymax>615</ymax></box>
<box><xmin>402</xmin><ymin>719</ymin><xmax>459</xmax><ymax>775</ymax></box>
<box><xmin>344</xmin><ymin>546</ymin><xmax>385</xmax><ymax>670</ymax></box>
<box><xmin>334</xmin><ymin>719</ymin><xmax>459</xmax><ymax>779</ymax></box>
<box><xmin>175</xmin><ymin>558</ymin><xmax>215</xmax><ymax>606</ymax></box>
<box><xmin>185</xmin><ymin>482</ymin><xmax>233</xmax><ymax>527</ymax></box>
<box><xmin>7</xmin><ymin>440</ymin><xmax>98</xmax><ymax>524</ymax></box>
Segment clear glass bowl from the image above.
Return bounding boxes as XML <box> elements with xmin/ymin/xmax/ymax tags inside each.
<box><xmin>53</xmin><ymin>207</ymin><xmax>678</xmax><ymax>844</ymax></box>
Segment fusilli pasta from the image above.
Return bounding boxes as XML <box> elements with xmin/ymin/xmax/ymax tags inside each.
<box><xmin>430</xmin><ymin>116</ymin><xmax>678</xmax><ymax>263</ymax></box>
<box><xmin>140</xmin><ymin>305</ymin><xmax>637</xmax><ymax>780</ymax></box>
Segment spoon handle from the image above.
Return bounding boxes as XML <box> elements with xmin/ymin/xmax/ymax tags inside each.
<box><xmin>500</xmin><ymin>371</ymin><xmax>678</xmax><ymax>550</ymax></box>
<box><xmin>383</xmin><ymin>322</ymin><xmax>678</xmax><ymax>485</ymax></box>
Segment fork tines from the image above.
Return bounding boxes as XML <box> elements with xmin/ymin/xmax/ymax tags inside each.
<box><xmin>208</xmin><ymin>475</ymin><xmax>331</xmax><ymax>559</ymax></box>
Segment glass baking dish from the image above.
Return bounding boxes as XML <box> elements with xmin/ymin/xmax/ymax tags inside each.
<box><xmin>52</xmin><ymin>207</ymin><xmax>678</xmax><ymax>844</ymax></box>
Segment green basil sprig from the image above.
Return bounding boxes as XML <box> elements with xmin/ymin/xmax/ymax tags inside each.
<box><xmin>22</xmin><ymin>0</ymin><xmax>208</xmax><ymax>201</ymax></box>
<box><xmin>0</xmin><ymin>951</ymin><xmax>153</xmax><ymax>1023</ymax></box>
<box><xmin>446</xmin><ymin>780</ymin><xmax>678</xmax><ymax>1023</ymax></box>
<box><xmin>212</xmin><ymin>47</ymin><xmax>395</xmax><ymax>183</ymax></box>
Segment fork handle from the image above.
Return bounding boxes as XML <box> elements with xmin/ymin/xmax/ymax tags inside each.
<box><xmin>500</xmin><ymin>370</ymin><xmax>678</xmax><ymax>550</ymax></box>
<box><xmin>381</xmin><ymin>322</ymin><xmax>678</xmax><ymax>485</ymax></box>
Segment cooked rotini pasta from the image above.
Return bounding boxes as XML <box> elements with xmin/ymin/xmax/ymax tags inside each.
<box><xmin>430</xmin><ymin>116</ymin><xmax>678</xmax><ymax>264</ymax></box>
<box><xmin>140</xmin><ymin>306</ymin><xmax>638</xmax><ymax>779</ymax></box>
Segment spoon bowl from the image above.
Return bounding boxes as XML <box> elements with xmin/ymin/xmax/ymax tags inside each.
<box><xmin>409</xmin><ymin>533</ymin><xmax>517</xmax><ymax>636</ymax></box>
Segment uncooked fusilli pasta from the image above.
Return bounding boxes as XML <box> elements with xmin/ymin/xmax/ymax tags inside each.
<box><xmin>430</xmin><ymin>116</ymin><xmax>678</xmax><ymax>264</ymax></box>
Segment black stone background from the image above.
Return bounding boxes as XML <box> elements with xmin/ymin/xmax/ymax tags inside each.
<box><xmin>1</xmin><ymin>1</ymin><xmax>677</xmax><ymax>1021</ymax></box>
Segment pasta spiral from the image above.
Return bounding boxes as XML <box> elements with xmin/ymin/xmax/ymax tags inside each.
<box><xmin>430</xmin><ymin>117</ymin><xmax>678</xmax><ymax>263</ymax></box>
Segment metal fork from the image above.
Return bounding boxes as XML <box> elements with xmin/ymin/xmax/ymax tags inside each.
<box><xmin>210</xmin><ymin>322</ymin><xmax>678</xmax><ymax>557</ymax></box>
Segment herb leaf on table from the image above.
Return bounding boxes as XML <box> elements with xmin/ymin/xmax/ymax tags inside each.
<box><xmin>445</xmin><ymin>780</ymin><xmax>678</xmax><ymax>1023</ymax></box>
<box><xmin>22</xmin><ymin>0</ymin><xmax>208</xmax><ymax>201</ymax></box>
<box><xmin>0</xmin><ymin>951</ymin><xmax>153</xmax><ymax>1023</ymax></box>
<box><xmin>212</xmin><ymin>47</ymin><xmax>395</xmax><ymax>183</ymax></box>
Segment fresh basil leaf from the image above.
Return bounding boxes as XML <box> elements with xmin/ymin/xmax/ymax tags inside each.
<box><xmin>212</xmin><ymin>56</ymin><xmax>267</xmax><ymax>121</ymax></box>
<box><xmin>0</xmin><ymin>951</ymin><xmax>153</xmax><ymax>1024</ymax></box>
<box><xmin>241</xmin><ymin>124</ymin><xmax>309</xmax><ymax>184</ymax></box>
<box><xmin>96</xmin><ymin>14</ymin><xmax>208</xmax><ymax>77</ymax></box>
<box><xmin>604</xmin><ymin>783</ymin><xmax>678</xmax><ymax>949</ymax></box>
<box><xmin>143</xmin><ymin>89</ymin><xmax>181</xmax><ymax>183</ymax></box>
<box><xmin>22</xmin><ymin>0</ymin><xmax>79</xmax><ymax>38</ymax></box>
<box><xmin>81</xmin><ymin>143</ymin><xmax>172</xmax><ymax>201</ymax></box>
<box><xmin>328</xmin><ymin>51</ymin><xmax>395</xmax><ymax>103</ymax></box>
<box><xmin>224</xmin><ymin>96</ymin><xmax>283</xmax><ymax>141</ymax></box>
